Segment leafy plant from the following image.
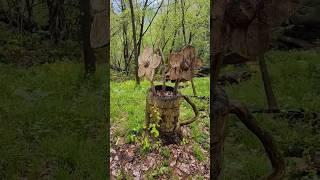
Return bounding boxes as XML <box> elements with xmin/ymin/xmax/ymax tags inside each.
<box><xmin>142</xmin><ymin>136</ymin><xmax>151</xmax><ymax>152</ymax></box>
<box><xmin>148</xmin><ymin>105</ymin><xmax>161</xmax><ymax>138</ymax></box>
<box><xmin>160</xmin><ymin>147</ymin><xmax>171</xmax><ymax>158</ymax></box>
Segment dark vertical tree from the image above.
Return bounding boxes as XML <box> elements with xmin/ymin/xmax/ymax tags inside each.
<box><xmin>80</xmin><ymin>0</ymin><xmax>96</xmax><ymax>76</ymax></box>
<box><xmin>25</xmin><ymin>0</ymin><xmax>34</xmax><ymax>26</ymax></box>
<box><xmin>180</xmin><ymin>0</ymin><xmax>187</xmax><ymax>45</ymax></box>
<box><xmin>136</xmin><ymin>0</ymin><xmax>148</xmax><ymax>58</ymax></box>
<box><xmin>128</xmin><ymin>0</ymin><xmax>140</xmax><ymax>85</ymax></box>
<box><xmin>259</xmin><ymin>55</ymin><xmax>279</xmax><ymax>111</ymax></box>
<box><xmin>169</xmin><ymin>0</ymin><xmax>178</xmax><ymax>53</ymax></box>
<box><xmin>120</xmin><ymin>0</ymin><xmax>130</xmax><ymax>75</ymax></box>
<box><xmin>47</xmin><ymin>0</ymin><xmax>66</xmax><ymax>43</ymax></box>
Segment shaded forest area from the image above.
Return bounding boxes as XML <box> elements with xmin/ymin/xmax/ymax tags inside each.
<box><xmin>108</xmin><ymin>0</ymin><xmax>320</xmax><ymax>179</ymax></box>
<box><xmin>211</xmin><ymin>0</ymin><xmax>320</xmax><ymax>179</ymax></box>
<box><xmin>0</xmin><ymin>0</ymin><xmax>107</xmax><ymax>178</ymax></box>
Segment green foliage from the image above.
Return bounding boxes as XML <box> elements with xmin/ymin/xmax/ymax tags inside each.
<box><xmin>147</xmin><ymin>166</ymin><xmax>171</xmax><ymax>179</ymax></box>
<box><xmin>160</xmin><ymin>147</ymin><xmax>171</xmax><ymax>159</ymax></box>
<box><xmin>0</xmin><ymin>63</ymin><xmax>107</xmax><ymax>179</ymax></box>
<box><xmin>111</xmin><ymin>0</ymin><xmax>210</xmax><ymax>74</ymax></box>
<box><xmin>149</xmin><ymin>105</ymin><xmax>161</xmax><ymax>138</ymax></box>
<box><xmin>193</xmin><ymin>143</ymin><xmax>205</xmax><ymax>161</ymax></box>
<box><xmin>142</xmin><ymin>136</ymin><xmax>151</xmax><ymax>152</ymax></box>
<box><xmin>224</xmin><ymin>49</ymin><xmax>320</xmax><ymax>179</ymax></box>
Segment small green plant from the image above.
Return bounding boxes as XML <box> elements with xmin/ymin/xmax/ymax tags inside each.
<box><xmin>149</xmin><ymin>105</ymin><xmax>161</xmax><ymax>136</ymax></box>
<box><xmin>148</xmin><ymin>166</ymin><xmax>170</xmax><ymax>178</ymax></box>
<box><xmin>180</xmin><ymin>137</ymin><xmax>189</xmax><ymax>145</ymax></box>
<box><xmin>160</xmin><ymin>147</ymin><xmax>171</xmax><ymax>158</ymax></box>
<box><xmin>142</xmin><ymin>136</ymin><xmax>151</xmax><ymax>152</ymax></box>
<box><xmin>126</xmin><ymin>126</ymin><xmax>143</xmax><ymax>143</ymax></box>
<box><xmin>193</xmin><ymin>143</ymin><xmax>205</xmax><ymax>161</ymax></box>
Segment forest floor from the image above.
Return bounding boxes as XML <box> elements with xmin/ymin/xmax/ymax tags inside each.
<box><xmin>111</xmin><ymin>49</ymin><xmax>320</xmax><ymax>179</ymax></box>
<box><xmin>110</xmin><ymin>79</ymin><xmax>210</xmax><ymax>179</ymax></box>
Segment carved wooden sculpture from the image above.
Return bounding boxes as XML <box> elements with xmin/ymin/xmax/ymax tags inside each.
<box><xmin>140</xmin><ymin>47</ymin><xmax>200</xmax><ymax>144</ymax></box>
<box><xmin>211</xmin><ymin>0</ymin><xmax>299</xmax><ymax>179</ymax></box>
<box><xmin>221</xmin><ymin>0</ymin><xmax>299</xmax><ymax>111</ymax></box>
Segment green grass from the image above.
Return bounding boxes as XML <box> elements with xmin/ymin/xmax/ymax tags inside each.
<box><xmin>223</xmin><ymin>49</ymin><xmax>320</xmax><ymax>179</ymax></box>
<box><xmin>0</xmin><ymin>62</ymin><xmax>107</xmax><ymax>179</ymax></box>
<box><xmin>110</xmin><ymin>77</ymin><xmax>209</xmax><ymax>139</ymax></box>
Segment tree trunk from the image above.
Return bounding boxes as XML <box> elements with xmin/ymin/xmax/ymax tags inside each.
<box><xmin>120</xmin><ymin>0</ymin><xmax>130</xmax><ymax>75</ymax></box>
<box><xmin>211</xmin><ymin>0</ymin><xmax>228</xmax><ymax>177</ymax></box>
<box><xmin>259</xmin><ymin>55</ymin><xmax>279</xmax><ymax>112</ymax></box>
<box><xmin>136</xmin><ymin>0</ymin><xmax>148</xmax><ymax>58</ymax></box>
<box><xmin>169</xmin><ymin>0</ymin><xmax>178</xmax><ymax>53</ymax></box>
<box><xmin>25</xmin><ymin>0</ymin><xmax>34</xmax><ymax>26</ymax></box>
<box><xmin>47</xmin><ymin>0</ymin><xmax>66</xmax><ymax>43</ymax></box>
<box><xmin>180</xmin><ymin>0</ymin><xmax>187</xmax><ymax>45</ymax></box>
<box><xmin>128</xmin><ymin>0</ymin><xmax>140</xmax><ymax>86</ymax></box>
<box><xmin>80</xmin><ymin>0</ymin><xmax>96</xmax><ymax>76</ymax></box>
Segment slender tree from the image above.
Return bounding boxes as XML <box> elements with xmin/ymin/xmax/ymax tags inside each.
<box><xmin>47</xmin><ymin>0</ymin><xmax>66</xmax><ymax>43</ymax></box>
<box><xmin>259</xmin><ymin>55</ymin><xmax>279</xmax><ymax>111</ymax></box>
<box><xmin>128</xmin><ymin>0</ymin><xmax>140</xmax><ymax>85</ymax></box>
<box><xmin>120</xmin><ymin>0</ymin><xmax>130</xmax><ymax>75</ymax></box>
<box><xmin>180</xmin><ymin>0</ymin><xmax>187</xmax><ymax>45</ymax></box>
<box><xmin>80</xmin><ymin>0</ymin><xmax>96</xmax><ymax>76</ymax></box>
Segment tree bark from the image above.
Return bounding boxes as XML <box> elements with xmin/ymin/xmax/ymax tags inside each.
<box><xmin>128</xmin><ymin>0</ymin><xmax>140</xmax><ymax>86</ymax></box>
<box><xmin>80</xmin><ymin>0</ymin><xmax>96</xmax><ymax>76</ymax></box>
<box><xmin>259</xmin><ymin>55</ymin><xmax>279</xmax><ymax>112</ymax></box>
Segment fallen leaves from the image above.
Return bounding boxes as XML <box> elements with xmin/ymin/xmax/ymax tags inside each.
<box><xmin>110</xmin><ymin>126</ymin><xmax>209</xmax><ymax>179</ymax></box>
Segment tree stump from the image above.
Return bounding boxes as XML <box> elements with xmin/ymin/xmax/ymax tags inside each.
<box><xmin>145</xmin><ymin>85</ymin><xmax>199</xmax><ymax>144</ymax></box>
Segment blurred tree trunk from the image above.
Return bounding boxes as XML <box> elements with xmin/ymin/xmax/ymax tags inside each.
<box><xmin>169</xmin><ymin>0</ymin><xmax>178</xmax><ymax>53</ymax></box>
<box><xmin>211</xmin><ymin>0</ymin><xmax>228</xmax><ymax>178</ymax></box>
<box><xmin>180</xmin><ymin>0</ymin><xmax>187</xmax><ymax>45</ymax></box>
<box><xmin>80</xmin><ymin>0</ymin><xmax>96</xmax><ymax>76</ymax></box>
<box><xmin>128</xmin><ymin>0</ymin><xmax>140</xmax><ymax>85</ymax></box>
<box><xmin>25</xmin><ymin>0</ymin><xmax>34</xmax><ymax>26</ymax></box>
<box><xmin>259</xmin><ymin>55</ymin><xmax>278</xmax><ymax>111</ymax></box>
<box><xmin>47</xmin><ymin>0</ymin><xmax>66</xmax><ymax>43</ymax></box>
<box><xmin>120</xmin><ymin>0</ymin><xmax>130</xmax><ymax>75</ymax></box>
<box><xmin>136</xmin><ymin>0</ymin><xmax>148</xmax><ymax>58</ymax></box>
